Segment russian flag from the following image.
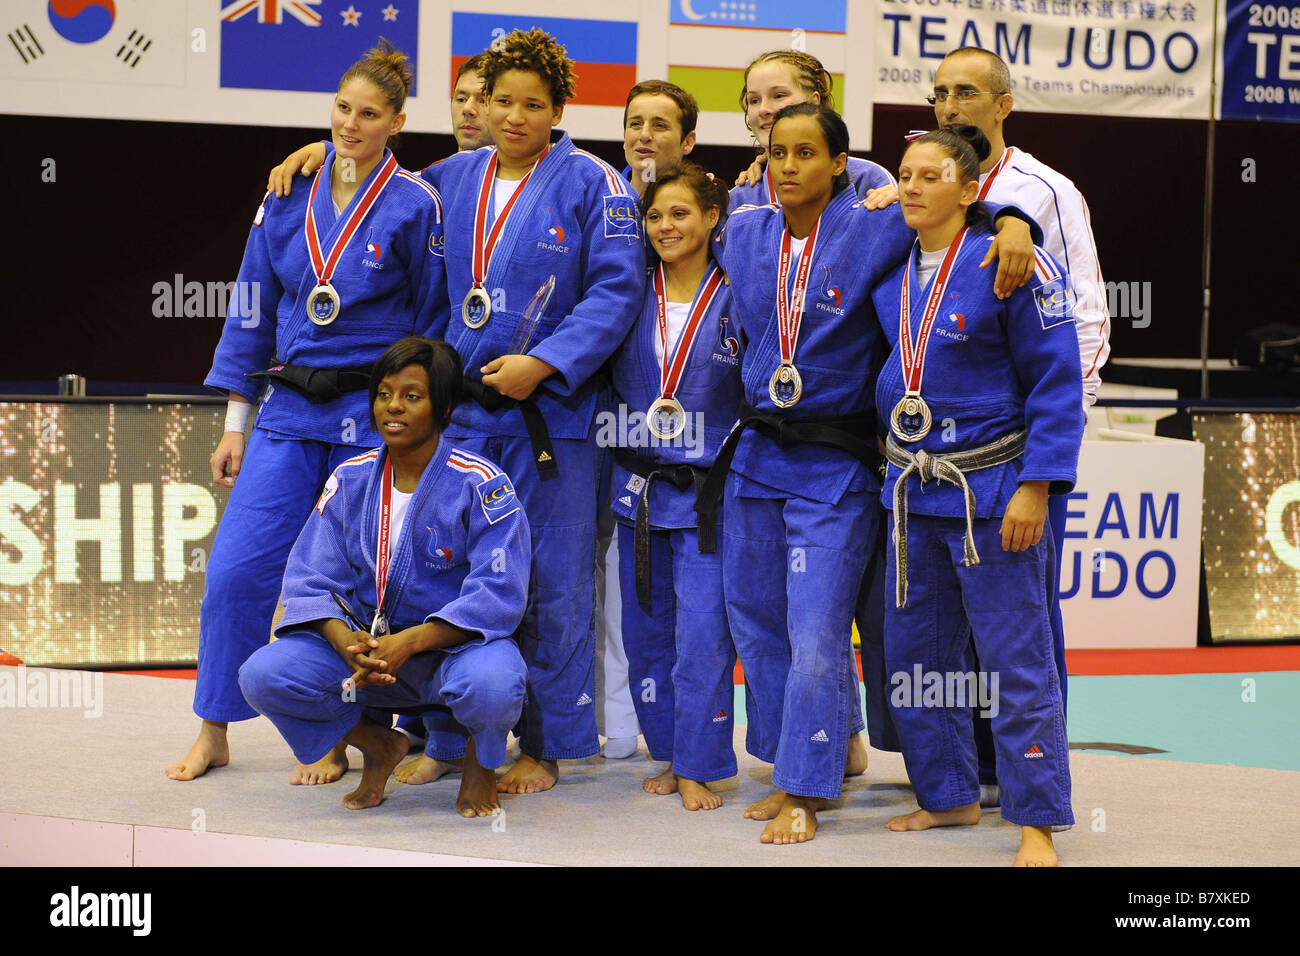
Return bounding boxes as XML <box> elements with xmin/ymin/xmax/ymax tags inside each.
<box><xmin>451</xmin><ymin>12</ymin><xmax>636</xmax><ymax>107</ymax></box>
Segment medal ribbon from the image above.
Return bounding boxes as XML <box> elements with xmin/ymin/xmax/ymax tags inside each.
<box><xmin>653</xmin><ymin>264</ymin><xmax>725</xmax><ymax>399</ymax></box>
<box><xmin>305</xmin><ymin>152</ymin><xmax>399</xmax><ymax>287</ymax></box>
<box><xmin>470</xmin><ymin>146</ymin><xmax>550</xmax><ymax>291</ymax></box>
<box><xmin>775</xmin><ymin>219</ymin><xmax>821</xmax><ymax>367</ymax></box>
<box><xmin>975</xmin><ymin>147</ymin><xmax>1013</xmax><ymax>201</ymax></box>
<box><xmin>898</xmin><ymin>227</ymin><xmax>968</xmax><ymax>398</ymax></box>
<box><xmin>375</xmin><ymin>456</ymin><xmax>394</xmax><ymax>616</ymax></box>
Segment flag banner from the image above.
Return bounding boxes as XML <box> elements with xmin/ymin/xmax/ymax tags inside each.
<box><xmin>666</xmin><ymin>0</ymin><xmax>875</xmax><ymax>149</ymax></box>
<box><xmin>872</xmin><ymin>0</ymin><xmax>1215</xmax><ymax>119</ymax></box>
<box><xmin>0</xmin><ymin>1</ymin><xmax>873</xmax><ymax>147</ymax></box>
<box><xmin>1217</xmin><ymin>0</ymin><xmax>1300</xmax><ymax>122</ymax></box>
<box><xmin>220</xmin><ymin>0</ymin><xmax>420</xmax><ymax>95</ymax></box>
<box><xmin>1</xmin><ymin>1</ymin><xmax>187</xmax><ymax>89</ymax></box>
<box><xmin>450</xmin><ymin>10</ymin><xmax>636</xmax><ymax>106</ymax></box>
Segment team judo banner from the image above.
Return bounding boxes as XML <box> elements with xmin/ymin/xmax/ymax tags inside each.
<box><xmin>1218</xmin><ymin>0</ymin><xmax>1300</xmax><ymax>121</ymax></box>
<box><xmin>872</xmin><ymin>0</ymin><xmax>1215</xmax><ymax>118</ymax></box>
<box><xmin>1059</xmin><ymin>438</ymin><xmax>1204</xmax><ymax>649</ymax></box>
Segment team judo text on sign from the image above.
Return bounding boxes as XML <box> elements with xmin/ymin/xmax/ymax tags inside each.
<box><xmin>1058</xmin><ymin>440</ymin><xmax>1204</xmax><ymax>649</ymax></box>
<box><xmin>873</xmin><ymin>0</ymin><xmax>1215</xmax><ymax>118</ymax></box>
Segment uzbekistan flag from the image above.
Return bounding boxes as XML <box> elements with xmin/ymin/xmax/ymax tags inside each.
<box><xmin>668</xmin><ymin>0</ymin><xmax>846</xmax><ymax>113</ymax></box>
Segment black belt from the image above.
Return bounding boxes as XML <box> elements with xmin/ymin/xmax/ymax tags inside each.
<box><xmin>614</xmin><ymin>448</ymin><xmax>710</xmax><ymax>609</ymax></box>
<box><xmin>694</xmin><ymin>401</ymin><xmax>884</xmax><ymax>554</ymax></box>
<box><xmin>461</xmin><ymin>377</ymin><xmax>559</xmax><ymax>480</ymax></box>
<box><xmin>245</xmin><ymin>360</ymin><xmax>372</xmax><ymax>404</ymax></box>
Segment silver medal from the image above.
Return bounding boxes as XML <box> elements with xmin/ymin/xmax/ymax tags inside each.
<box><xmin>462</xmin><ymin>287</ymin><xmax>492</xmax><ymax>329</ymax></box>
<box><xmin>890</xmin><ymin>395</ymin><xmax>933</xmax><ymax>442</ymax></box>
<box><xmin>768</xmin><ymin>363</ymin><xmax>803</xmax><ymax>409</ymax></box>
<box><xmin>308</xmin><ymin>282</ymin><xmax>341</xmax><ymax>326</ymax></box>
<box><xmin>647</xmin><ymin>396</ymin><xmax>687</xmax><ymax>441</ymax></box>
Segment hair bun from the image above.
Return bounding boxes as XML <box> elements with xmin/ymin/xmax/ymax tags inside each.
<box><xmin>949</xmin><ymin>124</ymin><xmax>991</xmax><ymax>164</ymax></box>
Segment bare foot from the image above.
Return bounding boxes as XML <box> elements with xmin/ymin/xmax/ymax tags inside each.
<box><xmin>1014</xmin><ymin>825</ymin><xmax>1059</xmax><ymax>867</ymax></box>
<box><xmin>678</xmin><ymin>776</ymin><xmax>722</xmax><ymax>811</ymax></box>
<box><xmin>760</xmin><ymin>794</ymin><xmax>825</xmax><ymax>844</ymax></box>
<box><xmin>885</xmin><ymin>802</ymin><xmax>981</xmax><ymax>831</ymax></box>
<box><xmin>291</xmin><ymin>742</ymin><xmax>347</xmax><ymax>785</ymax></box>
<box><xmin>165</xmin><ymin>720</ymin><xmax>230</xmax><ymax>781</ymax></box>
<box><xmin>744</xmin><ymin>789</ymin><xmax>786</xmax><ymax>821</ymax></box>
<box><xmin>496</xmin><ymin>753</ymin><xmax>558</xmax><ymax>794</ymax></box>
<box><xmin>644</xmin><ymin>765</ymin><xmax>678</xmax><ymax>795</ymax></box>
<box><xmin>395</xmin><ymin>754</ymin><xmax>462</xmax><ymax>785</ymax></box>
<box><xmin>456</xmin><ymin>739</ymin><xmax>501</xmax><ymax>818</ymax></box>
<box><xmin>845</xmin><ymin>732</ymin><xmax>869</xmax><ymax>777</ymax></box>
<box><xmin>341</xmin><ymin>717</ymin><xmax>409</xmax><ymax>810</ymax></box>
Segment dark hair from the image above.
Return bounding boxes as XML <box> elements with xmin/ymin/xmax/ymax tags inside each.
<box><xmin>455</xmin><ymin>52</ymin><xmax>488</xmax><ymax>85</ymax></box>
<box><xmin>481</xmin><ymin>28</ymin><xmax>577</xmax><ymax>106</ymax></box>
<box><xmin>624</xmin><ymin>80</ymin><xmax>700</xmax><ymax>139</ymax></box>
<box><xmin>769</xmin><ymin>103</ymin><xmax>851</xmax><ymax>194</ymax></box>
<box><xmin>339</xmin><ymin>37</ymin><xmax>413</xmax><ymax>114</ymax></box>
<box><xmin>642</xmin><ymin>161</ymin><xmax>728</xmax><ymax>218</ymax></box>
<box><xmin>903</xmin><ymin>125</ymin><xmax>994</xmax><ymax>230</ymax></box>
<box><xmin>368</xmin><ymin>337</ymin><xmax>463</xmax><ymax>433</ymax></box>
<box><xmin>641</xmin><ymin>161</ymin><xmax>729</xmax><ymax>262</ymax></box>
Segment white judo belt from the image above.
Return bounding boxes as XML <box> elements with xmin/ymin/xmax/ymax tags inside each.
<box><xmin>885</xmin><ymin>429</ymin><xmax>1027</xmax><ymax>608</ymax></box>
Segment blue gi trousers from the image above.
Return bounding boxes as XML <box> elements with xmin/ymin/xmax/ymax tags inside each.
<box><xmin>194</xmin><ymin>427</ymin><xmax>369</xmax><ymax>722</ymax></box>
<box><xmin>885</xmin><ymin>514</ymin><xmax>1073</xmax><ymax>828</ymax></box>
<box><xmin>239</xmin><ymin>632</ymin><xmax>526</xmax><ymax>771</ymax></box>
<box><xmin>971</xmin><ymin>491</ymin><xmax>1070</xmax><ymax>784</ymax></box>
<box><xmin>427</xmin><ymin>432</ymin><xmax>599</xmax><ymax>761</ymax></box>
<box><xmin>723</xmin><ymin>476</ymin><xmax>877</xmax><ymax>801</ymax></box>
<box><xmin>617</xmin><ymin>522</ymin><xmax>736</xmax><ymax>783</ymax></box>
<box><xmin>854</xmin><ymin>503</ymin><xmax>900</xmax><ymax>752</ymax></box>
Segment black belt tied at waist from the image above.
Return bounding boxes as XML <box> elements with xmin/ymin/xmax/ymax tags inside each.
<box><xmin>461</xmin><ymin>377</ymin><xmax>559</xmax><ymax>480</ymax></box>
<box><xmin>693</xmin><ymin>401</ymin><xmax>884</xmax><ymax>555</ymax></box>
<box><xmin>614</xmin><ymin>447</ymin><xmax>710</xmax><ymax>609</ymax></box>
<box><xmin>884</xmin><ymin>429</ymin><xmax>1027</xmax><ymax>609</ymax></box>
<box><xmin>245</xmin><ymin>361</ymin><xmax>372</xmax><ymax>404</ymax></box>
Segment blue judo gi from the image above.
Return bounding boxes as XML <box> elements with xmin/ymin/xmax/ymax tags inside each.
<box><xmin>197</xmin><ymin>150</ymin><xmax>448</xmax><ymax>722</ymax></box>
<box><xmin>238</xmin><ymin>443</ymin><xmax>531</xmax><ymax>769</ymax></box>
<box><xmin>731</xmin><ymin>153</ymin><xmax>901</xmax><ymax>755</ymax></box>
<box><xmin>606</xmin><ymin>270</ymin><xmax>743</xmax><ymax>783</ymax></box>
<box><xmin>872</xmin><ymin>228</ymin><xmax>1082</xmax><ymax>827</ymax></box>
<box><xmin>713</xmin><ymin>189</ymin><xmax>916</xmax><ymax>800</ymax></box>
<box><xmin>418</xmin><ymin>132</ymin><xmax>646</xmax><ymax>760</ymax></box>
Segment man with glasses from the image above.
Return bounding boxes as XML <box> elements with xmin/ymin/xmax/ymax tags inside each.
<box><xmin>870</xmin><ymin>46</ymin><xmax>1110</xmax><ymax>812</ymax></box>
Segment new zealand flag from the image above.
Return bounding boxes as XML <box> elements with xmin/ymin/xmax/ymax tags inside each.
<box><xmin>220</xmin><ymin>1</ymin><xmax>418</xmax><ymax>94</ymax></box>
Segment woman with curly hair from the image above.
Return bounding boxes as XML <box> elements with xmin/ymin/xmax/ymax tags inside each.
<box><xmin>264</xmin><ymin>28</ymin><xmax>646</xmax><ymax>794</ymax></box>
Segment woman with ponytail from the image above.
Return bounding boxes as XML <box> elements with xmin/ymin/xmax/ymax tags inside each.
<box><xmin>872</xmin><ymin>125</ymin><xmax>1082</xmax><ymax>866</ymax></box>
<box><xmin>167</xmin><ymin>41</ymin><xmax>449</xmax><ymax>787</ymax></box>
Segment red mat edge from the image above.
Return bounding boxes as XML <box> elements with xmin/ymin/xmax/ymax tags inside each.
<box><xmin>72</xmin><ymin>645</ymin><xmax>1300</xmax><ymax>682</ymax></box>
